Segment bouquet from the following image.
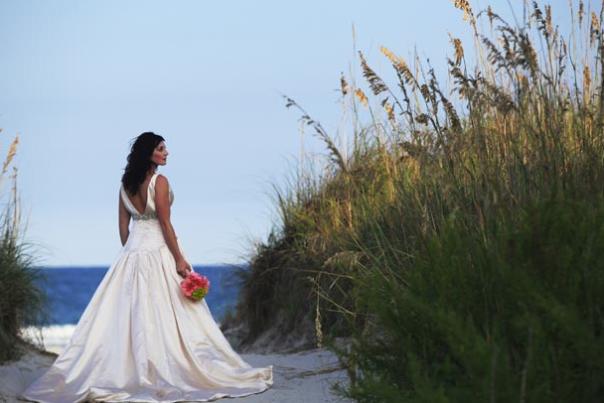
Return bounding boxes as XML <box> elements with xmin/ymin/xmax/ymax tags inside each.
<box><xmin>180</xmin><ymin>272</ymin><xmax>210</xmax><ymax>301</ymax></box>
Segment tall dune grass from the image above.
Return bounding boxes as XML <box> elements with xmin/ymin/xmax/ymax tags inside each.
<box><xmin>233</xmin><ymin>0</ymin><xmax>604</xmax><ymax>399</ymax></box>
<box><xmin>0</xmin><ymin>133</ymin><xmax>50</xmax><ymax>363</ymax></box>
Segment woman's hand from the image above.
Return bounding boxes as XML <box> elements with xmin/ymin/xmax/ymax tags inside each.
<box><xmin>176</xmin><ymin>258</ymin><xmax>192</xmax><ymax>278</ymax></box>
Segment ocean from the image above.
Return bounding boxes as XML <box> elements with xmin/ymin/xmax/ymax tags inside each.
<box><xmin>20</xmin><ymin>264</ymin><xmax>247</xmax><ymax>355</ymax></box>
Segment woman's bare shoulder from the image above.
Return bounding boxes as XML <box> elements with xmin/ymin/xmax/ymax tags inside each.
<box><xmin>156</xmin><ymin>174</ymin><xmax>170</xmax><ymax>188</ymax></box>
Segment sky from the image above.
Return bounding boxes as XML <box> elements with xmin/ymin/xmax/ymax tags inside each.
<box><xmin>0</xmin><ymin>0</ymin><xmax>576</xmax><ymax>266</ymax></box>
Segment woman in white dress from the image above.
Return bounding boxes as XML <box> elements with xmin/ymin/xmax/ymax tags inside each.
<box><xmin>19</xmin><ymin>132</ymin><xmax>273</xmax><ymax>402</ymax></box>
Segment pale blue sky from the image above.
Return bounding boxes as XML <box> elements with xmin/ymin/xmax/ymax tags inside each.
<box><xmin>0</xmin><ymin>0</ymin><xmax>572</xmax><ymax>265</ymax></box>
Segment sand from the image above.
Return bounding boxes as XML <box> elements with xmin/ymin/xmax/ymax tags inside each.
<box><xmin>0</xmin><ymin>340</ymin><xmax>353</xmax><ymax>403</ymax></box>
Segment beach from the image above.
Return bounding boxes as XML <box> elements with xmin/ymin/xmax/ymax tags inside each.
<box><xmin>0</xmin><ymin>339</ymin><xmax>352</xmax><ymax>403</ymax></box>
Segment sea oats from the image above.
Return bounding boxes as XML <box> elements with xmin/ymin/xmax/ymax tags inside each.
<box><xmin>452</xmin><ymin>0</ymin><xmax>475</xmax><ymax>25</ymax></box>
<box><xmin>382</xmin><ymin>99</ymin><xmax>395</xmax><ymax>122</ymax></box>
<box><xmin>340</xmin><ymin>73</ymin><xmax>349</xmax><ymax>96</ymax></box>
<box><xmin>578</xmin><ymin>1</ymin><xmax>585</xmax><ymax>25</ymax></box>
<box><xmin>545</xmin><ymin>5</ymin><xmax>553</xmax><ymax>37</ymax></box>
<box><xmin>516</xmin><ymin>72</ymin><xmax>529</xmax><ymax>90</ymax></box>
<box><xmin>420</xmin><ymin>84</ymin><xmax>431</xmax><ymax>102</ymax></box>
<box><xmin>591</xmin><ymin>12</ymin><xmax>600</xmax><ymax>45</ymax></box>
<box><xmin>583</xmin><ymin>65</ymin><xmax>591</xmax><ymax>103</ymax></box>
<box><xmin>438</xmin><ymin>91</ymin><xmax>461</xmax><ymax>130</ymax></box>
<box><xmin>283</xmin><ymin>95</ymin><xmax>348</xmax><ymax>173</ymax></box>
<box><xmin>359</xmin><ymin>51</ymin><xmax>388</xmax><ymax>96</ymax></box>
<box><xmin>487</xmin><ymin>5</ymin><xmax>495</xmax><ymax>27</ymax></box>
<box><xmin>561</xmin><ymin>37</ymin><xmax>568</xmax><ymax>58</ymax></box>
<box><xmin>355</xmin><ymin>88</ymin><xmax>369</xmax><ymax>107</ymax></box>
<box><xmin>2</xmin><ymin>135</ymin><xmax>19</xmax><ymax>175</ymax></box>
<box><xmin>449</xmin><ymin>35</ymin><xmax>464</xmax><ymax>66</ymax></box>
<box><xmin>415</xmin><ymin>113</ymin><xmax>430</xmax><ymax>125</ymax></box>
<box><xmin>380</xmin><ymin>46</ymin><xmax>415</xmax><ymax>84</ymax></box>
<box><xmin>519</xmin><ymin>33</ymin><xmax>539</xmax><ymax>77</ymax></box>
<box><xmin>532</xmin><ymin>2</ymin><xmax>552</xmax><ymax>40</ymax></box>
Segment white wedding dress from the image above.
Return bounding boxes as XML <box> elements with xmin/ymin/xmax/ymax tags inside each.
<box><xmin>19</xmin><ymin>172</ymin><xmax>273</xmax><ymax>403</ymax></box>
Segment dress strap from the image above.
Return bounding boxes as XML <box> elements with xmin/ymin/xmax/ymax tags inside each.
<box><xmin>150</xmin><ymin>172</ymin><xmax>159</xmax><ymax>192</ymax></box>
<box><xmin>146</xmin><ymin>172</ymin><xmax>159</xmax><ymax>203</ymax></box>
<box><xmin>119</xmin><ymin>184</ymin><xmax>130</xmax><ymax>210</ymax></box>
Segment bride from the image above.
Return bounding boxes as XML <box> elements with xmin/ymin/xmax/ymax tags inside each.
<box><xmin>19</xmin><ymin>132</ymin><xmax>273</xmax><ymax>402</ymax></box>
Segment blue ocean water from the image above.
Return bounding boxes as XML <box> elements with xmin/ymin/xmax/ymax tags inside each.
<box><xmin>30</xmin><ymin>264</ymin><xmax>247</xmax><ymax>326</ymax></box>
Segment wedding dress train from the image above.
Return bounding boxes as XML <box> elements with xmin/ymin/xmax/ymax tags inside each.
<box><xmin>19</xmin><ymin>172</ymin><xmax>273</xmax><ymax>402</ymax></box>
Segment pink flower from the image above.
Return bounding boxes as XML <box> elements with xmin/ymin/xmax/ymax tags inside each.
<box><xmin>180</xmin><ymin>272</ymin><xmax>210</xmax><ymax>301</ymax></box>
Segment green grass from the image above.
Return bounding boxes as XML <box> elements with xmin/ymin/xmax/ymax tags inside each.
<box><xmin>232</xmin><ymin>1</ymin><xmax>604</xmax><ymax>400</ymax></box>
<box><xmin>0</xmin><ymin>139</ymin><xmax>51</xmax><ymax>363</ymax></box>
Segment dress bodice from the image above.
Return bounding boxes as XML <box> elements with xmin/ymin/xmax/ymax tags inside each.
<box><xmin>120</xmin><ymin>172</ymin><xmax>174</xmax><ymax>221</ymax></box>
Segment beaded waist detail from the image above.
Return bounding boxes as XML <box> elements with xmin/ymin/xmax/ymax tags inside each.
<box><xmin>133</xmin><ymin>212</ymin><xmax>158</xmax><ymax>221</ymax></box>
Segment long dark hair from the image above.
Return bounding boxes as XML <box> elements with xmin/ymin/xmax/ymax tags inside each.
<box><xmin>121</xmin><ymin>132</ymin><xmax>165</xmax><ymax>196</ymax></box>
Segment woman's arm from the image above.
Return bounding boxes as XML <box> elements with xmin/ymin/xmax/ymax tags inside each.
<box><xmin>118</xmin><ymin>190</ymin><xmax>131</xmax><ymax>246</ymax></box>
<box><xmin>155</xmin><ymin>175</ymin><xmax>192</xmax><ymax>277</ymax></box>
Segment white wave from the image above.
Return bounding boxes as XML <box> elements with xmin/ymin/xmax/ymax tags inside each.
<box><xmin>20</xmin><ymin>324</ymin><xmax>76</xmax><ymax>355</ymax></box>
<box><xmin>20</xmin><ymin>321</ymin><xmax>222</xmax><ymax>356</ymax></box>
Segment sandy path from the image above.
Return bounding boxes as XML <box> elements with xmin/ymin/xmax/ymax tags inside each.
<box><xmin>0</xmin><ymin>343</ymin><xmax>352</xmax><ymax>403</ymax></box>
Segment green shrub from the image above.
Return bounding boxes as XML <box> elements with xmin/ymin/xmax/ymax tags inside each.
<box><xmin>235</xmin><ymin>1</ymin><xmax>604</xmax><ymax>399</ymax></box>
<box><xmin>0</xmin><ymin>136</ymin><xmax>50</xmax><ymax>363</ymax></box>
<box><xmin>341</xmin><ymin>195</ymin><xmax>604</xmax><ymax>401</ymax></box>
